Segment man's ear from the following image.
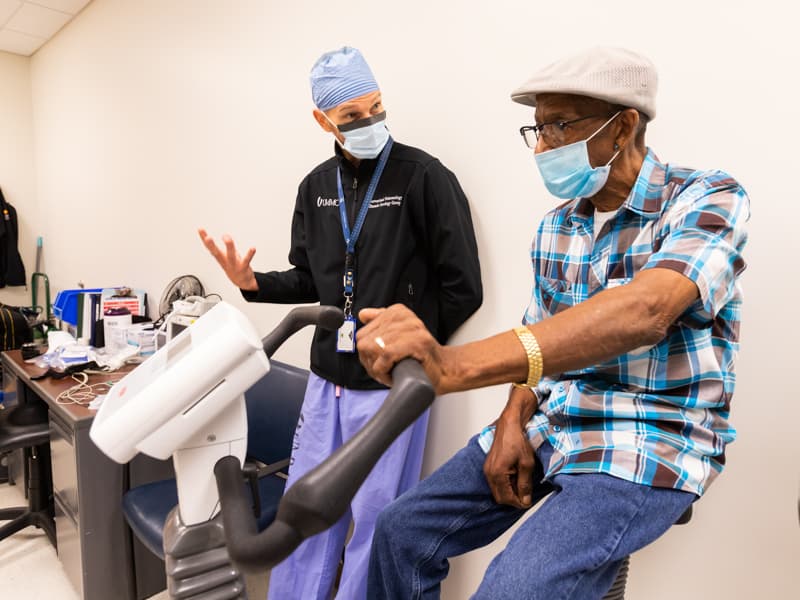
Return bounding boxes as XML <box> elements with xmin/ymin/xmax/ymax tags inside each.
<box><xmin>314</xmin><ymin>109</ymin><xmax>345</xmax><ymax>144</ymax></box>
<box><xmin>313</xmin><ymin>109</ymin><xmax>335</xmax><ymax>133</ymax></box>
<box><xmin>615</xmin><ymin>109</ymin><xmax>640</xmax><ymax>150</ymax></box>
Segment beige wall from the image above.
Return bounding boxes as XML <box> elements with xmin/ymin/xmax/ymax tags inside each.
<box><xmin>0</xmin><ymin>51</ymin><xmax>37</xmax><ymax>308</ymax></box>
<box><xmin>15</xmin><ymin>0</ymin><xmax>800</xmax><ymax>597</ymax></box>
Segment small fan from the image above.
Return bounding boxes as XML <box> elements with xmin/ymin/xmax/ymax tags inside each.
<box><xmin>158</xmin><ymin>275</ymin><xmax>205</xmax><ymax>319</ymax></box>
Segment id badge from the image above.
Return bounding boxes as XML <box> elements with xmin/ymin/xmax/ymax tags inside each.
<box><xmin>336</xmin><ymin>316</ymin><xmax>357</xmax><ymax>353</ymax></box>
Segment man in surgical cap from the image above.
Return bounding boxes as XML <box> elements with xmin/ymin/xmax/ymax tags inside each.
<box><xmin>199</xmin><ymin>46</ymin><xmax>483</xmax><ymax>600</ymax></box>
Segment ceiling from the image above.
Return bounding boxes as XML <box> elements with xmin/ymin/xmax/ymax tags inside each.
<box><xmin>0</xmin><ymin>0</ymin><xmax>91</xmax><ymax>56</ymax></box>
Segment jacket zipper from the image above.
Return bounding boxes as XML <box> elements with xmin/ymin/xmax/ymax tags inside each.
<box><xmin>350</xmin><ymin>176</ymin><xmax>358</xmax><ymax>229</ymax></box>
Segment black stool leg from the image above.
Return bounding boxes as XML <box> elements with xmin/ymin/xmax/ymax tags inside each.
<box><xmin>602</xmin><ymin>555</ymin><xmax>630</xmax><ymax>600</ymax></box>
<box><xmin>0</xmin><ymin>444</ymin><xmax>55</xmax><ymax>547</ymax></box>
<box><xmin>0</xmin><ymin>507</ymin><xmax>35</xmax><ymax>538</ymax></box>
<box><xmin>26</xmin><ymin>445</ymin><xmax>55</xmax><ymax>547</ymax></box>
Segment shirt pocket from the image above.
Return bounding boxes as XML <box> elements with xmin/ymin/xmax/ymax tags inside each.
<box><xmin>536</xmin><ymin>276</ymin><xmax>576</xmax><ymax>316</ymax></box>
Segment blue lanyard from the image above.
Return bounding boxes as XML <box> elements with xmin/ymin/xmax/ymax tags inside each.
<box><xmin>336</xmin><ymin>138</ymin><xmax>393</xmax><ymax>310</ymax></box>
<box><xmin>337</xmin><ymin>137</ymin><xmax>394</xmax><ymax>256</ymax></box>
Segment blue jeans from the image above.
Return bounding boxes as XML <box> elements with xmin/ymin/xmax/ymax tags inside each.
<box><xmin>368</xmin><ymin>436</ymin><xmax>695</xmax><ymax>599</ymax></box>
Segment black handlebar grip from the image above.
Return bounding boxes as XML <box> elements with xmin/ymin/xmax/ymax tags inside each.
<box><xmin>262</xmin><ymin>305</ymin><xmax>344</xmax><ymax>357</ymax></box>
<box><xmin>214</xmin><ymin>456</ymin><xmax>303</xmax><ymax>569</ymax></box>
<box><xmin>215</xmin><ymin>358</ymin><xmax>435</xmax><ymax>572</ymax></box>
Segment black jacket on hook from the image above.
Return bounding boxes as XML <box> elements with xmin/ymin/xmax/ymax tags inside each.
<box><xmin>0</xmin><ymin>187</ymin><xmax>26</xmax><ymax>288</ymax></box>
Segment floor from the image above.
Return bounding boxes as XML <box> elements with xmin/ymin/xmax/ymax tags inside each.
<box><xmin>0</xmin><ymin>480</ymin><xmax>269</xmax><ymax>599</ymax></box>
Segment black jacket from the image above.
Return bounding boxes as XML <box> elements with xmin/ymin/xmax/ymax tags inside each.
<box><xmin>244</xmin><ymin>141</ymin><xmax>483</xmax><ymax>389</ymax></box>
<box><xmin>0</xmin><ymin>187</ymin><xmax>26</xmax><ymax>288</ymax></box>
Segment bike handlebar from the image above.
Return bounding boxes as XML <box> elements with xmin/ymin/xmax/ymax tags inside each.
<box><xmin>261</xmin><ymin>305</ymin><xmax>344</xmax><ymax>358</ymax></box>
<box><xmin>214</xmin><ymin>358</ymin><xmax>434</xmax><ymax>573</ymax></box>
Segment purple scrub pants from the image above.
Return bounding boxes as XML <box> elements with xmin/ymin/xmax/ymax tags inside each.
<box><xmin>266</xmin><ymin>372</ymin><xmax>430</xmax><ymax>600</ymax></box>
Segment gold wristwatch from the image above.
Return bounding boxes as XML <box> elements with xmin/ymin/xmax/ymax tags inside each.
<box><xmin>511</xmin><ymin>326</ymin><xmax>543</xmax><ymax>389</ymax></box>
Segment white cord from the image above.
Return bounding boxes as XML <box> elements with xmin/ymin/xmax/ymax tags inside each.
<box><xmin>56</xmin><ymin>372</ymin><xmax>122</xmax><ymax>406</ymax></box>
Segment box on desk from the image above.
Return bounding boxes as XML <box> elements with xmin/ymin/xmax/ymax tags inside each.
<box><xmin>100</xmin><ymin>288</ymin><xmax>147</xmax><ymax>317</ymax></box>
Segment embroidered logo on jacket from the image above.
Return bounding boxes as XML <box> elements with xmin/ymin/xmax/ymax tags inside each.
<box><xmin>316</xmin><ymin>195</ymin><xmax>403</xmax><ymax>209</ymax></box>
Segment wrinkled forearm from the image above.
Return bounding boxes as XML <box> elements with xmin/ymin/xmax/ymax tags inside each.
<box><xmin>436</xmin><ymin>269</ymin><xmax>698</xmax><ymax>394</ymax></box>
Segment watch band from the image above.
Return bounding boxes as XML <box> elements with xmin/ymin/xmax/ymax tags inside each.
<box><xmin>511</xmin><ymin>326</ymin><xmax>543</xmax><ymax>389</ymax></box>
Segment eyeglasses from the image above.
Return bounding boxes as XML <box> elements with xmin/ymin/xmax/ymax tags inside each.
<box><xmin>519</xmin><ymin>114</ymin><xmax>613</xmax><ymax>148</ymax></box>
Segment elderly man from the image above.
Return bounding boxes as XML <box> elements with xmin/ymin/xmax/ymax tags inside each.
<box><xmin>199</xmin><ymin>47</ymin><xmax>482</xmax><ymax>600</ymax></box>
<box><xmin>357</xmin><ymin>47</ymin><xmax>749</xmax><ymax>599</ymax></box>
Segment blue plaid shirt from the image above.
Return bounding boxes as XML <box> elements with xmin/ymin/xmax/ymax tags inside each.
<box><xmin>479</xmin><ymin>149</ymin><xmax>749</xmax><ymax>496</ymax></box>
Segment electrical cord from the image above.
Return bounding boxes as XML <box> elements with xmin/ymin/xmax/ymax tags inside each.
<box><xmin>56</xmin><ymin>372</ymin><xmax>123</xmax><ymax>406</ymax></box>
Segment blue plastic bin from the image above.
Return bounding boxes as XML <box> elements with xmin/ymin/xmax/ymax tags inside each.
<box><xmin>53</xmin><ymin>288</ymin><xmax>104</xmax><ymax>325</ymax></box>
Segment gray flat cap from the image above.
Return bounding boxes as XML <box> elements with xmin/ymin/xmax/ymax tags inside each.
<box><xmin>511</xmin><ymin>47</ymin><xmax>658</xmax><ymax>120</ymax></box>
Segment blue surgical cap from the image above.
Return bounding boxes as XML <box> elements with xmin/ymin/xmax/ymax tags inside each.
<box><xmin>310</xmin><ymin>46</ymin><xmax>379</xmax><ymax>111</ymax></box>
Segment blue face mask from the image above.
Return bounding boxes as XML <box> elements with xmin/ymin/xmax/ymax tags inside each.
<box><xmin>331</xmin><ymin>111</ymin><xmax>390</xmax><ymax>159</ymax></box>
<box><xmin>534</xmin><ymin>112</ymin><xmax>621</xmax><ymax>199</ymax></box>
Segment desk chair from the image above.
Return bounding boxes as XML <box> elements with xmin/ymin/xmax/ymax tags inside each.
<box><xmin>0</xmin><ymin>399</ymin><xmax>56</xmax><ymax>546</ymax></box>
<box><xmin>121</xmin><ymin>359</ymin><xmax>309</xmax><ymax>561</ymax></box>
<box><xmin>601</xmin><ymin>504</ymin><xmax>693</xmax><ymax>600</ymax></box>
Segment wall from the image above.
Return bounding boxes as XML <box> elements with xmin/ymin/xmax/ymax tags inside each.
<box><xmin>24</xmin><ymin>0</ymin><xmax>800</xmax><ymax>597</ymax></box>
<box><xmin>0</xmin><ymin>51</ymin><xmax>37</xmax><ymax>309</ymax></box>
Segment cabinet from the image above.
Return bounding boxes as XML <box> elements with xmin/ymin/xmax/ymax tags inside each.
<box><xmin>1</xmin><ymin>350</ymin><xmax>173</xmax><ymax>600</ymax></box>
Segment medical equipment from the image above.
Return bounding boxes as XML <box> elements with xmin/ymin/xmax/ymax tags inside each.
<box><xmin>91</xmin><ymin>301</ymin><xmax>277</xmax><ymax>524</ymax></box>
<box><xmin>163</xmin><ymin>295</ymin><xmax>219</xmax><ymax>343</ymax></box>
<box><xmin>90</xmin><ymin>302</ymin><xmax>434</xmax><ymax>599</ymax></box>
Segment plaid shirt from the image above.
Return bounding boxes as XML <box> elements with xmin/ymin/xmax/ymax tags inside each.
<box><xmin>479</xmin><ymin>149</ymin><xmax>750</xmax><ymax>496</ymax></box>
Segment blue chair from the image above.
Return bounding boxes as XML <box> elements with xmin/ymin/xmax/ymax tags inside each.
<box><xmin>121</xmin><ymin>359</ymin><xmax>309</xmax><ymax>559</ymax></box>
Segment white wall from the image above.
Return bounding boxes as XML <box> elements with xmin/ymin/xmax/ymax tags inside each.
<box><xmin>21</xmin><ymin>0</ymin><xmax>800</xmax><ymax>597</ymax></box>
<box><xmin>0</xmin><ymin>51</ymin><xmax>37</xmax><ymax>309</ymax></box>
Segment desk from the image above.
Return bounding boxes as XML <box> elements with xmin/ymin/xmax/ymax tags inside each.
<box><xmin>1</xmin><ymin>350</ymin><xmax>173</xmax><ymax>600</ymax></box>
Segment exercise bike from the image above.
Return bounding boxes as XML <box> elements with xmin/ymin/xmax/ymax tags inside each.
<box><xmin>90</xmin><ymin>302</ymin><xmax>434</xmax><ymax>598</ymax></box>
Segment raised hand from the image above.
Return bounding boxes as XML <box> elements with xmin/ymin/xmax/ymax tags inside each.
<box><xmin>198</xmin><ymin>228</ymin><xmax>258</xmax><ymax>292</ymax></box>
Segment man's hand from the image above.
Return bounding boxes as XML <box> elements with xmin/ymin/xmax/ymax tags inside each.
<box><xmin>198</xmin><ymin>228</ymin><xmax>258</xmax><ymax>292</ymax></box>
<box><xmin>483</xmin><ymin>386</ymin><xmax>538</xmax><ymax>508</ymax></box>
<box><xmin>358</xmin><ymin>304</ymin><xmax>447</xmax><ymax>392</ymax></box>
